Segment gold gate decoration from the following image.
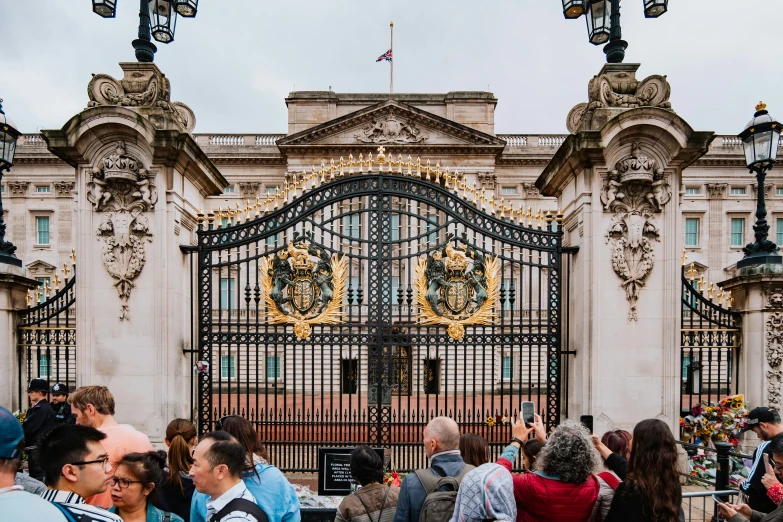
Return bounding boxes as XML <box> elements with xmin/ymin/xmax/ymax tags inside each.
<box><xmin>414</xmin><ymin>239</ymin><xmax>500</xmax><ymax>341</ymax></box>
<box><xmin>260</xmin><ymin>233</ymin><xmax>348</xmax><ymax>340</ymax></box>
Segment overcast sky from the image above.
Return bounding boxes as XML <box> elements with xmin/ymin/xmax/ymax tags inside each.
<box><xmin>2</xmin><ymin>1</ymin><xmax>781</xmax><ymax>135</ymax></box>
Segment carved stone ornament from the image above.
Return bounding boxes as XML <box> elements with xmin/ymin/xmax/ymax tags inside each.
<box><xmin>602</xmin><ymin>143</ymin><xmax>671</xmax><ymax>321</ymax></box>
<box><xmin>477</xmin><ymin>173</ymin><xmax>497</xmax><ymax>191</ymax></box>
<box><xmin>566</xmin><ymin>65</ymin><xmax>672</xmax><ymax>133</ymax></box>
<box><xmin>522</xmin><ymin>182</ymin><xmax>541</xmax><ymax>199</ymax></box>
<box><xmin>355</xmin><ymin>114</ymin><xmax>428</xmax><ymax>144</ymax></box>
<box><xmin>768</xmin><ymin>312</ymin><xmax>783</xmax><ymax>409</ymax></box>
<box><xmin>54</xmin><ymin>181</ymin><xmax>75</xmax><ymax>198</ymax></box>
<box><xmin>87</xmin><ymin>64</ymin><xmax>196</xmax><ymax>133</ymax></box>
<box><xmin>768</xmin><ymin>288</ymin><xmax>783</xmax><ymax>309</ymax></box>
<box><xmin>239</xmin><ymin>182</ymin><xmax>260</xmax><ymax>199</ymax></box>
<box><xmin>7</xmin><ymin>181</ymin><xmax>29</xmax><ymax>197</ymax></box>
<box><xmin>87</xmin><ymin>142</ymin><xmax>157</xmax><ymax>321</ymax></box>
<box><xmin>706</xmin><ymin>183</ymin><xmax>728</xmax><ymax>199</ymax></box>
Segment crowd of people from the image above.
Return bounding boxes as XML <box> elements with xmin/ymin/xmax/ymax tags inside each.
<box><xmin>5</xmin><ymin>378</ymin><xmax>783</xmax><ymax>522</ymax></box>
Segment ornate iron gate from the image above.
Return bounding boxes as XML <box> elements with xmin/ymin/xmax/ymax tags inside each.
<box><xmin>681</xmin><ymin>260</ymin><xmax>741</xmax><ymax>414</ymax></box>
<box><xmin>18</xmin><ymin>261</ymin><xmax>76</xmax><ymax>403</ymax></box>
<box><xmin>195</xmin><ymin>152</ymin><xmax>564</xmax><ymax>472</ymax></box>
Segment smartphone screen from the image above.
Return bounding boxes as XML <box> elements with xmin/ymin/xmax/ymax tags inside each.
<box><xmin>521</xmin><ymin>401</ymin><xmax>535</xmax><ymax>427</ymax></box>
<box><xmin>580</xmin><ymin>415</ymin><xmax>594</xmax><ymax>434</ymax></box>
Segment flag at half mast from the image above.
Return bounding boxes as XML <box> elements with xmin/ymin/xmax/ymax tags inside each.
<box><xmin>376</xmin><ymin>49</ymin><xmax>392</xmax><ymax>62</ymax></box>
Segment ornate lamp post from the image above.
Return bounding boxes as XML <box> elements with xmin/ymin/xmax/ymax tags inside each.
<box><xmin>0</xmin><ymin>99</ymin><xmax>22</xmax><ymax>267</ymax></box>
<box><xmin>561</xmin><ymin>0</ymin><xmax>668</xmax><ymax>63</ymax></box>
<box><xmin>92</xmin><ymin>0</ymin><xmax>198</xmax><ymax>62</ymax></box>
<box><xmin>736</xmin><ymin>102</ymin><xmax>782</xmax><ymax>269</ymax></box>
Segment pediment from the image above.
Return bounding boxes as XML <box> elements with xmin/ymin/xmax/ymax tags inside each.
<box><xmin>276</xmin><ymin>101</ymin><xmax>506</xmax><ymax>154</ymax></box>
<box><xmin>26</xmin><ymin>260</ymin><xmax>58</xmax><ymax>275</ymax></box>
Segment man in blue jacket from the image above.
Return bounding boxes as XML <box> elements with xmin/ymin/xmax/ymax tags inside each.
<box><xmin>392</xmin><ymin>416</ymin><xmax>471</xmax><ymax>522</ymax></box>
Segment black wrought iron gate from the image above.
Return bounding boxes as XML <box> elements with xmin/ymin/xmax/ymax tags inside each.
<box><xmin>194</xmin><ymin>156</ymin><xmax>564</xmax><ymax>472</ymax></box>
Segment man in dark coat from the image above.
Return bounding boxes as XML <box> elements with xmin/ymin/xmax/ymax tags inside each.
<box><xmin>22</xmin><ymin>378</ymin><xmax>56</xmax><ymax>480</ymax></box>
<box><xmin>50</xmin><ymin>383</ymin><xmax>75</xmax><ymax>424</ymax></box>
<box><xmin>741</xmin><ymin>407</ymin><xmax>783</xmax><ymax>513</ymax></box>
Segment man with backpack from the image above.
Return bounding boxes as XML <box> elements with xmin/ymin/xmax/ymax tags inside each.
<box><xmin>189</xmin><ymin>431</ymin><xmax>270</xmax><ymax>522</ymax></box>
<box><xmin>392</xmin><ymin>416</ymin><xmax>474</xmax><ymax>522</ymax></box>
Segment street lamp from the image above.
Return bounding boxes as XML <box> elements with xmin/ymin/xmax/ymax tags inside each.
<box><xmin>92</xmin><ymin>0</ymin><xmax>198</xmax><ymax>63</ymax></box>
<box><xmin>562</xmin><ymin>0</ymin><xmax>668</xmax><ymax>63</ymax></box>
<box><xmin>0</xmin><ymin>99</ymin><xmax>22</xmax><ymax>267</ymax></box>
<box><xmin>736</xmin><ymin>102</ymin><xmax>782</xmax><ymax>269</ymax></box>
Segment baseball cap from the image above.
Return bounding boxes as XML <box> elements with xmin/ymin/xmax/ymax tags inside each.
<box><xmin>27</xmin><ymin>378</ymin><xmax>49</xmax><ymax>392</ymax></box>
<box><xmin>51</xmin><ymin>383</ymin><xmax>68</xmax><ymax>395</ymax></box>
<box><xmin>742</xmin><ymin>407</ymin><xmax>782</xmax><ymax>432</ymax></box>
<box><xmin>0</xmin><ymin>406</ymin><xmax>24</xmax><ymax>459</ymax></box>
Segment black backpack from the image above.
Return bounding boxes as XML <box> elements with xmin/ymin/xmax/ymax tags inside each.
<box><xmin>414</xmin><ymin>464</ymin><xmax>474</xmax><ymax>522</ymax></box>
<box><xmin>211</xmin><ymin>498</ymin><xmax>270</xmax><ymax>522</ymax></box>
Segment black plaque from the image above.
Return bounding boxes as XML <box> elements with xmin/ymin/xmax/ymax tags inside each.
<box><xmin>317</xmin><ymin>447</ymin><xmax>384</xmax><ymax>496</ymax></box>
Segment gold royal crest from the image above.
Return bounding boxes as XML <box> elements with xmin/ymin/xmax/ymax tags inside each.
<box><xmin>414</xmin><ymin>237</ymin><xmax>500</xmax><ymax>341</ymax></box>
<box><xmin>260</xmin><ymin>232</ymin><xmax>348</xmax><ymax>340</ymax></box>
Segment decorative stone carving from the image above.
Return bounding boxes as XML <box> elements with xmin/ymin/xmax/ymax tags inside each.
<box><xmin>355</xmin><ymin>114</ymin><xmax>427</xmax><ymax>144</ymax></box>
<box><xmin>566</xmin><ymin>64</ymin><xmax>672</xmax><ymax>133</ymax></box>
<box><xmin>768</xmin><ymin>288</ymin><xmax>783</xmax><ymax>309</ymax></box>
<box><xmin>87</xmin><ymin>142</ymin><xmax>157</xmax><ymax>321</ymax></box>
<box><xmin>769</xmin><ymin>370</ymin><xmax>782</xmax><ymax>411</ymax></box>
<box><xmin>522</xmin><ymin>182</ymin><xmax>541</xmax><ymax>199</ymax></box>
<box><xmin>53</xmin><ymin>181</ymin><xmax>75</xmax><ymax>198</ymax></box>
<box><xmin>7</xmin><ymin>181</ymin><xmax>29</xmax><ymax>197</ymax></box>
<box><xmin>87</xmin><ymin>63</ymin><xmax>196</xmax><ymax>133</ymax></box>
<box><xmin>766</xmin><ymin>312</ymin><xmax>783</xmax><ymax>409</ymax></box>
<box><xmin>239</xmin><ymin>182</ymin><xmax>260</xmax><ymax>199</ymax></box>
<box><xmin>602</xmin><ymin>143</ymin><xmax>671</xmax><ymax>321</ymax></box>
<box><xmin>706</xmin><ymin>183</ymin><xmax>727</xmax><ymax>199</ymax></box>
<box><xmin>477</xmin><ymin>173</ymin><xmax>497</xmax><ymax>191</ymax></box>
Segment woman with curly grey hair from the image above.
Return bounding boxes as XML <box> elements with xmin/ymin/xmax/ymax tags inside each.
<box><xmin>496</xmin><ymin>415</ymin><xmax>615</xmax><ymax>522</ymax></box>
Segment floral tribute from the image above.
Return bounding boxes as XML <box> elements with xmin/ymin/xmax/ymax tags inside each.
<box><xmin>384</xmin><ymin>471</ymin><xmax>404</xmax><ymax>487</ymax></box>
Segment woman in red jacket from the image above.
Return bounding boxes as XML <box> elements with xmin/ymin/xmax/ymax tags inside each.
<box><xmin>497</xmin><ymin>415</ymin><xmax>614</xmax><ymax>522</ymax></box>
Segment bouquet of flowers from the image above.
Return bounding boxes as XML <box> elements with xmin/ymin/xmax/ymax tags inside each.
<box><xmin>384</xmin><ymin>470</ymin><xmax>405</xmax><ymax>487</ymax></box>
<box><xmin>13</xmin><ymin>410</ymin><xmax>26</xmax><ymax>424</ymax></box>
<box><xmin>680</xmin><ymin>394</ymin><xmax>749</xmax><ymax>445</ymax></box>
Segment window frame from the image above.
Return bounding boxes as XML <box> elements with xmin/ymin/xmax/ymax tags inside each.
<box><xmin>220</xmin><ymin>355</ymin><xmax>236</xmax><ymax>380</ymax></box>
<box><xmin>36</xmin><ymin>216</ymin><xmax>51</xmax><ymax>246</ymax></box>
<box><xmin>266</xmin><ymin>355</ymin><xmax>281</xmax><ymax>380</ymax></box>
<box><xmin>501</xmin><ymin>186</ymin><xmax>518</xmax><ymax>195</ymax></box>
<box><xmin>501</xmin><ymin>354</ymin><xmax>512</xmax><ymax>381</ymax></box>
<box><xmin>776</xmin><ymin>217</ymin><xmax>783</xmax><ymax>247</ymax></box>
<box><xmin>730</xmin><ymin>187</ymin><xmax>747</xmax><ymax>196</ymax></box>
<box><xmin>684</xmin><ymin>218</ymin><xmax>700</xmax><ymax>247</ymax></box>
<box><xmin>38</xmin><ymin>353</ymin><xmax>51</xmax><ymax>379</ymax></box>
<box><xmin>36</xmin><ymin>185</ymin><xmax>52</xmax><ymax>194</ymax></box>
<box><xmin>684</xmin><ymin>187</ymin><xmax>701</xmax><ymax>195</ymax></box>
<box><xmin>730</xmin><ymin>217</ymin><xmax>745</xmax><ymax>248</ymax></box>
<box><xmin>219</xmin><ymin>277</ymin><xmax>236</xmax><ymax>310</ymax></box>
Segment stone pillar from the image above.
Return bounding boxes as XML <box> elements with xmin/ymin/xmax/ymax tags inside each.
<box><xmin>41</xmin><ymin>63</ymin><xmax>226</xmax><ymax>441</ymax></box>
<box><xmin>706</xmin><ymin>183</ymin><xmax>728</xmax><ymax>280</ymax></box>
<box><xmin>720</xmin><ymin>264</ymin><xmax>783</xmax><ymax>413</ymax></box>
<box><xmin>536</xmin><ymin>63</ymin><xmax>715</xmax><ymax>435</ymax></box>
<box><xmin>0</xmin><ymin>264</ymin><xmax>38</xmax><ymax>410</ymax></box>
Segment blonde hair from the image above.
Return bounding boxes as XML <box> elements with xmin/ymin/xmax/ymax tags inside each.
<box><xmin>69</xmin><ymin>385</ymin><xmax>115</xmax><ymax>415</ymax></box>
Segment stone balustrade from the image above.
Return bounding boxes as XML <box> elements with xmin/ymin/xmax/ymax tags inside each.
<box><xmin>22</xmin><ymin>134</ymin><xmax>46</xmax><ymax>146</ymax></box>
<box><xmin>498</xmin><ymin>135</ymin><xmax>528</xmax><ymax>146</ymax></box>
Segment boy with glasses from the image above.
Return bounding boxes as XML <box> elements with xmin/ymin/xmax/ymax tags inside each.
<box><xmin>37</xmin><ymin>424</ymin><xmax>123</xmax><ymax>522</ymax></box>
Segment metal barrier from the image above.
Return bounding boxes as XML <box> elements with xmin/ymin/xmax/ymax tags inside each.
<box><xmin>682</xmin><ymin>490</ymin><xmax>738</xmax><ymax>522</ymax></box>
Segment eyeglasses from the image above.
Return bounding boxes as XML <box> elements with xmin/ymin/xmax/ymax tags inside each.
<box><xmin>70</xmin><ymin>455</ymin><xmax>110</xmax><ymax>468</ymax></box>
<box><xmin>110</xmin><ymin>476</ymin><xmax>144</xmax><ymax>489</ymax></box>
<box><xmin>216</xmin><ymin>415</ymin><xmax>242</xmax><ymax>430</ymax></box>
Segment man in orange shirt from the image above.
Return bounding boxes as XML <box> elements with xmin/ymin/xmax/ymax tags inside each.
<box><xmin>68</xmin><ymin>386</ymin><xmax>153</xmax><ymax>508</ymax></box>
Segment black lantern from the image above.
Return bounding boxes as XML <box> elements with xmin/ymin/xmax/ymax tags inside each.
<box><xmin>585</xmin><ymin>0</ymin><xmax>612</xmax><ymax>45</ymax></box>
<box><xmin>562</xmin><ymin>0</ymin><xmax>587</xmax><ymax>19</ymax></box>
<box><xmin>92</xmin><ymin>0</ymin><xmax>117</xmax><ymax>18</ymax></box>
<box><xmin>174</xmin><ymin>0</ymin><xmax>198</xmax><ymax>17</ymax></box>
<box><xmin>149</xmin><ymin>0</ymin><xmax>178</xmax><ymax>43</ymax></box>
<box><xmin>739</xmin><ymin>102</ymin><xmax>781</xmax><ymax>170</ymax></box>
<box><xmin>643</xmin><ymin>0</ymin><xmax>668</xmax><ymax>18</ymax></box>
<box><xmin>0</xmin><ymin>100</ymin><xmax>21</xmax><ymax>172</ymax></box>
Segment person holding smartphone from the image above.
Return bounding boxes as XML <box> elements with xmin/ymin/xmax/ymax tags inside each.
<box><xmin>717</xmin><ymin>437</ymin><xmax>783</xmax><ymax>521</ymax></box>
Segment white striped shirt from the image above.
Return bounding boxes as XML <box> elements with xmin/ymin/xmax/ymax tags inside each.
<box><xmin>206</xmin><ymin>481</ymin><xmax>260</xmax><ymax>522</ymax></box>
<box><xmin>41</xmin><ymin>489</ymin><xmax>123</xmax><ymax>522</ymax></box>
<box><xmin>741</xmin><ymin>440</ymin><xmax>771</xmax><ymax>492</ymax></box>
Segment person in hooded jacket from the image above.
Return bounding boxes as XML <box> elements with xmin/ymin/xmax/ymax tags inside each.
<box><xmin>497</xmin><ymin>415</ymin><xmax>614</xmax><ymax>522</ymax></box>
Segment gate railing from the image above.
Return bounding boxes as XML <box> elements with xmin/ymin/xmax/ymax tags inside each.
<box><xmin>189</xmin><ymin>148</ymin><xmax>565</xmax><ymax>472</ymax></box>
<box><xmin>18</xmin><ymin>257</ymin><xmax>76</xmax><ymax>403</ymax></box>
<box><xmin>680</xmin><ymin>257</ymin><xmax>741</xmax><ymax>415</ymax></box>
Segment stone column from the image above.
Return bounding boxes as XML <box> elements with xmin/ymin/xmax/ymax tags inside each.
<box><xmin>721</xmin><ymin>265</ymin><xmax>783</xmax><ymax>413</ymax></box>
<box><xmin>41</xmin><ymin>63</ymin><xmax>226</xmax><ymax>441</ymax></box>
<box><xmin>706</xmin><ymin>183</ymin><xmax>728</xmax><ymax>280</ymax></box>
<box><xmin>537</xmin><ymin>63</ymin><xmax>715</xmax><ymax>435</ymax></box>
<box><xmin>0</xmin><ymin>264</ymin><xmax>38</xmax><ymax>410</ymax></box>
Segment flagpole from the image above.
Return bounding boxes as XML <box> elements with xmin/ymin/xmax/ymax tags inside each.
<box><xmin>390</xmin><ymin>21</ymin><xmax>394</xmax><ymax>94</ymax></box>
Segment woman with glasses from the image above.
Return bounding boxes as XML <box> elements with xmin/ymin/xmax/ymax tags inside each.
<box><xmin>108</xmin><ymin>451</ymin><xmax>184</xmax><ymax>522</ymax></box>
<box><xmin>190</xmin><ymin>416</ymin><xmax>300</xmax><ymax>522</ymax></box>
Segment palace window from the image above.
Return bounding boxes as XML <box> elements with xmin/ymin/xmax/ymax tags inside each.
<box><xmin>36</xmin><ymin>277</ymin><xmax>50</xmax><ymax>303</ymax></box>
<box><xmin>730</xmin><ymin>218</ymin><xmax>745</xmax><ymax>247</ymax></box>
<box><xmin>777</xmin><ymin>218</ymin><xmax>783</xmax><ymax>246</ymax></box>
<box><xmin>777</xmin><ymin>188</ymin><xmax>783</xmax><ymax>196</ymax></box>
<box><xmin>730</xmin><ymin>187</ymin><xmax>746</xmax><ymax>195</ymax></box>
<box><xmin>685</xmin><ymin>187</ymin><xmax>700</xmax><ymax>195</ymax></box>
<box><xmin>36</xmin><ymin>216</ymin><xmax>50</xmax><ymax>245</ymax></box>
<box><xmin>685</xmin><ymin>218</ymin><xmax>699</xmax><ymax>247</ymax></box>
<box><xmin>266</xmin><ymin>356</ymin><xmax>281</xmax><ymax>379</ymax></box>
<box><xmin>341</xmin><ymin>359</ymin><xmax>358</xmax><ymax>394</ymax></box>
<box><xmin>266</xmin><ymin>232</ymin><xmax>283</xmax><ymax>248</ymax></box>
<box><xmin>501</xmin><ymin>186</ymin><xmax>517</xmax><ymax>195</ymax></box>
<box><xmin>220</xmin><ymin>355</ymin><xmax>235</xmax><ymax>379</ymax></box>
<box><xmin>343</xmin><ymin>214</ymin><xmax>360</xmax><ymax>239</ymax></box>
<box><xmin>390</xmin><ymin>214</ymin><xmax>400</xmax><ymax>241</ymax></box>
<box><xmin>502</xmin><ymin>355</ymin><xmax>512</xmax><ymax>381</ymax></box>
<box><xmin>219</xmin><ymin>278</ymin><xmax>235</xmax><ymax>310</ymax></box>
<box><xmin>423</xmin><ymin>359</ymin><xmax>440</xmax><ymax>395</ymax></box>
<box><xmin>389</xmin><ymin>276</ymin><xmax>400</xmax><ymax>305</ymax></box>
<box><xmin>38</xmin><ymin>354</ymin><xmax>51</xmax><ymax>379</ymax></box>
<box><xmin>223</xmin><ymin>186</ymin><xmax>235</xmax><ymax>194</ymax></box>
<box><xmin>36</xmin><ymin>186</ymin><xmax>51</xmax><ymax>193</ymax></box>
<box><xmin>681</xmin><ymin>355</ymin><xmax>691</xmax><ymax>381</ymax></box>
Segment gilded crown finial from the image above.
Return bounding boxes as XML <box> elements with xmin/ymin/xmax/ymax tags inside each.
<box><xmin>756</xmin><ymin>101</ymin><xmax>767</xmax><ymax>111</ymax></box>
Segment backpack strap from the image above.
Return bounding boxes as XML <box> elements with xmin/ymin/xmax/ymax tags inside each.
<box><xmin>212</xmin><ymin>498</ymin><xmax>270</xmax><ymax>522</ymax></box>
<box><xmin>50</xmin><ymin>503</ymin><xmax>80</xmax><ymax>522</ymax></box>
<box><xmin>597</xmin><ymin>471</ymin><xmax>620</xmax><ymax>490</ymax></box>
<box><xmin>415</xmin><ymin>464</ymin><xmax>476</xmax><ymax>494</ymax></box>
